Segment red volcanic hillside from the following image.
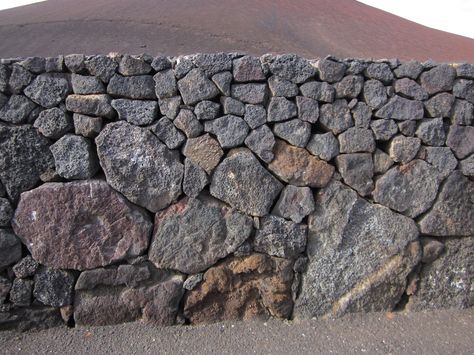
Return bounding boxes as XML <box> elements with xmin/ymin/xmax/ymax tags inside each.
<box><xmin>0</xmin><ymin>0</ymin><xmax>473</xmax><ymax>61</ymax></box>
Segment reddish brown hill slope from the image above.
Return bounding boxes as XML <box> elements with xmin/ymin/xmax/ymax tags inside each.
<box><xmin>0</xmin><ymin>0</ymin><xmax>473</xmax><ymax>61</ymax></box>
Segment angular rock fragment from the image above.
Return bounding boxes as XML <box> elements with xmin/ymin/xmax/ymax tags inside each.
<box><xmin>319</xmin><ymin>99</ymin><xmax>353</xmax><ymax>134</ymax></box>
<box><xmin>194</xmin><ymin>100</ymin><xmax>221</xmax><ymax>121</ymax></box>
<box><xmin>335</xmin><ymin>153</ymin><xmax>374</xmax><ymax>196</ymax></box>
<box><xmin>12</xmin><ymin>180</ymin><xmax>152</xmax><ymax>270</ymax></box>
<box><xmin>244</xmin><ymin>104</ymin><xmax>266</xmax><ymax>128</ymax></box>
<box><xmin>460</xmin><ymin>155</ymin><xmax>474</xmax><ymax>177</ymax></box>
<box><xmin>64</xmin><ymin>54</ymin><xmax>85</xmax><ymax>73</ymax></box>
<box><xmin>65</xmin><ymin>94</ymin><xmax>115</xmax><ymax>118</ymax></box>
<box><xmin>420</xmin><ymin>64</ymin><xmax>456</xmax><ymax>95</ymax></box>
<box><xmin>33</xmin><ymin>107</ymin><xmax>73</xmax><ymax>139</ymax></box>
<box><xmin>273</xmin><ymin>119</ymin><xmax>311</xmax><ymax>148</ymax></box>
<box><xmin>268</xmin><ymin>139</ymin><xmax>334</xmax><ymax>188</ymax></box>
<box><xmin>388</xmin><ymin>135</ymin><xmax>421</xmax><ymax>164</ymax></box>
<box><xmin>73</xmin><ymin>114</ymin><xmax>102</xmax><ymax>138</ymax></box>
<box><xmin>272</xmin><ymin>185</ymin><xmax>315</xmax><ymax>223</ymax></box>
<box><xmin>33</xmin><ymin>267</ymin><xmax>73</xmax><ymax>307</ymax></box>
<box><xmin>204</xmin><ymin>115</ymin><xmax>249</xmax><ymax>148</ymax></box>
<box><xmin>184</xmin><ymin>254</ymin><xmax>294</xmax><ymax>324</ymax></box>
<box><xmin>75</xmin><ymin>263</ymin><xmax>151</xmax><ymax>290</ymax></box>
<box><xmin>210</xmin><ymin>149</ymin><xmax>283</xmax><ymax>216</ymax></box>
<box><xmin>178</xmin><ymin>69</ymin><xmax>219</xmax><ymax>105</ymax></box>
<box><xmin>363</xmin><ymin>79</ymin><xmax>387</xmax><ymax>109</ymax></box>
<box><xmin>373</xmin><ymin>148</ymin><xmax>394</xmax><ymax>174</ymax></box>
<box><xmin>107</xmin><ymin>74</ymin><xmax>156</xmax><ymax>100</ymax></box>
<box><xmin>221</xmin><ymin>96</ymin><xmax>245</xmax><ymax>116</ymax></box>
<box><xmin>306</xmin><ymin>132</ymin><xmax>339</xmax><ymax>161</ymax></box>
<box><xmin>174</xmin><ymin>56</ymin><xmax>195</xmax><ymax>79</ymax></box>
<box><xmin>8</xmin><ymin>64</ymin><xmax>34</xmax><ymax>94</ymax></box>
<box><xmin>373</xmin><ymin>160</ymin><xmax>439</xmax><ymax>218</ymax></box>
<box><xmin>394</xmin><ymin>78</ymin><xmax>428</xmax><ymax>100</ymax></box>
<box><xmin>420</xmin><ymin>146</ymin><xmax>458</xmax><ymax>180</ymax></box>
<box><xmin>269</xmin><ymin>54</ymin><xmax>316</xmax><ymax>83</ymax></box>
<box><xmin>233</xmin><ymin>56</ymin><xmax>266</xmax><ymax>82</ymax></box>
<box><xmin>151</xmin><ymin>117</ymin><xmax>185</xmax><ymax>149</ymax></box>
<box><xmin>183</xmin><ymin>159</ymin><xmax>209</xmax><ymax>198</ymax></box>
<box><xmin>456</xmin><ymin>63</ymin><xmax>474</xmax><ymax>79</ymax></box>
<box><xmin>193</xmin><ymin>53</ymin><xmax>232</xmax><ymax>77</ymax></box>
<box><xmin>424</xmin><ymin>93</ymin><xmax>455</xmax><ymax>118</ymax></box>
<box><xmin>96</xmin><ymin>121</ymin><xmax>183</xmax><ymax>212</ymax></box>
<box><xmin>375</xmin><ymin>95</ymin><xmax>424</xmax><ymax>120</ymax></box>
<box><xmin>111</xmin><ymin>99</ymin><xmax>158</xmax><ymax>126</ymax></box>
<box><xmin>183</xmin><ymin>274</ymin><xmax>203</xmax><ymax>291</ymax></box>
<box><xmin>334</xmin><ymin>75</ymin><xmax>364</xmax><ymax>99</ymax></box>
<box><xmin>352</xmin><ymin>102</ymin><xmax>372</xmax><ymax>128</ymax></box>
<box><xmin>299</xmin><ymin>81</ymin><xmax>335</xmax><ymax>102</ymax></box>
<box><xmin>0</xmin><ymin>95</ymin><xmax>36</xmax><ymax>124</ymax></box>
<box><xmin>151</xmin><ymin>56</ymin><xmax>172</xmax><ymax>72</ymax></box>
<box><xmin>71</xmin><ymin>74</ymin><xmax>105</xmax><ymax>94</ymax></box>
<box><xmin>244</xmin><ymin>125</ymin><xmax>275</xmax><ymax>163</ymax></box>
<box><xmin>85</xmin><ymin>55</ymin><xmax>118</xmax><ymax>82</ymax></box>
<box><xmin>231</xmin><ymin>83</ymin><xmax>268</xmax><ymax>104</ymax></box>
<box><xmin>415</xmin><ymin>117</ymin><xmax>446</xmax><ymax>146</ymax></box>
<box><xmin>158</xmin><ymin>96</ymin><xmax>181</xmax><ymax>120</ymax></box>
<box><xmin>317</xmin><ymin>58</ymin><xmax>346</xmax><ymax>83</ymax></box>
<box><xmin>338</xmin><ymin>127</ymin><xmax>375</xmax><ymax>153</ymax></box>
<box><xmin>153</xmin><ymin>69</ymin><xmax>177</xmax><ymax>99</ymax></box>
<box><xmin>10</xmin><ymin>279</ymin><xmax>33</xmax><ymax>306</ymax></box>
<box><xmin>451</xmin><ymin>99</ymin><xmax>473</xmax><ymax>126</ymax></box>
<box><xmin>398</xmin><ymin>120</ymin><xmax>416</xmax><ymax>137</ymax></box>
<box><xmin>211</xmin><ymin>71</ymin><xmax>232</xmax><ymax>96</ymax></box>
<box><xmin>294</xmin><ymin>181</ymin><xmax>420</xmax><ymax>318</ymax></box>
<box><xmin>446</xmin><ymin>125</ymin><xmax>474</xmax><ymax>159</ymax></box>
<box><xmin>394</xmin><ymin>60</ymin><xmax>423</xmax><ymax>79</ymax></box>
<box><xmin>418</xmin><ymin>171</ymin><xmax>473</xmax><ymax>237</ymax></box>
<box><xmin>174</xmin><ymin>109</ymin><xmax>203</xmax><ymax>138</ymax></box>
<box><xmin>24</xmin><ymin>73</ymin><xmax>70</xmax><ymax>108</ymax></box>
<box><xmin>267</xmin><ymin>97</ymin><xmax>297</xmax><ymax>122</ymax></box>
<box><xmin>453</xmin><ymin>79</ymin><xmax>474</xmax><ymax>103</ymax></box>
<box><xmin>0</xmin><ymin>230</ymin><xmax>22</xmax><ymax>270</ymax></box>
<box><xmin>118</xmin><ymin>55</ymin><xmax>151</xmax><ymax>76</ymax></box>
<box><xmin>364</xmin><ymin>62</ymin><xmax>394</xmax><ymax>84</ymax></box>
<box><xmin>268</xmin><ymin>75</ymin><xmax>298</xmax><ymax>97</ymax></box>
<box><xmin>370</xmin><ymin>119</ymin><xmax>398</xmax><ymax>141</ymax></box>
<box><xmin>13</xmin><ymin>256</ymin><xmax>39</xmax><ymax>279</ymax></box>
<box><xmin>182</xmin><ymin>134</ymin><xmax>224</xmax><ymax>175</ymax></box>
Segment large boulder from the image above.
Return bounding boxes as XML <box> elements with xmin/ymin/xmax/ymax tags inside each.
<box><xmin>294</xmin><ymin>181</ymin><xmax>420</xmax><ymax>318</ymax></box>
<box><xmin>24</xmin><ymin>73</ymin><xmax>70</xmax><ymax>108</ymax></box>
<box><xmin>210</xmin><ymin>149</ymin><xmax>283</xmax><ymax>217</ymax></box>
<box><xmin>0</xmin><ymin>124</ymin><xmax>54</xmax><ymax>201</ymax></box>
<box><xmin>177</xmin><ymin>69</ymin><xmax>219</xmax><ymax>105</ymax></box>
<box><xmin>148</xmin><ymin>196</ymin><xmax>253</xmax><ymax>274</ymax></box>
<box><xmin>12</xmin><ymin>180</ymin><xmax>152</xmax><ymax>270</ymax></box>
<box><xmin>96</xmin><ymin>121</ymin><xmax>183</xmax><ymax>212</ymax></box>
<box><xmin>184</xmin><ymin>254</ymin><xmax>294</xmax><ymax>324</ymax></box>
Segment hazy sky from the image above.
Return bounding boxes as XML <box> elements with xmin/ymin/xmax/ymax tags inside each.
<box><xmin>0</xmin><ymin>0</ymin><xmax>473</xmax><ymax>39</ymax></box>
<box><xmin>358</xmin><ymin>0</ymin><xmax>474</xmax><ymax>38</ymax></box>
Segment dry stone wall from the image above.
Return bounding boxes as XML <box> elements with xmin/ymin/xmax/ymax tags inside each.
<box><xmin>0</xmin><ymin>53</ymin><xmax>473</xmax><ymax>331</ymax></box>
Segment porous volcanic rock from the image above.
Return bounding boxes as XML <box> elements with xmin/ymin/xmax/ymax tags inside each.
<box><xmin>33</xmin><ymin>267</ymin><xmax>75</xmax><ymax>307</ymax></box>
<box><xmin>24</xmin><ymin>73</ymin><xmax>70</xmax><ymax>108</ymax></box>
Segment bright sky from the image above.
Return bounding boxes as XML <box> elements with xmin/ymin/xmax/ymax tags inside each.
<box><xmin>0</xmin><ymin>0</ymin><xmax>46</xmax><ymax>11</ymax></box>
<box><xmin>358</xmin><ymin>0</ymin><xmax>474</xmax><ymax>39</ymax></box>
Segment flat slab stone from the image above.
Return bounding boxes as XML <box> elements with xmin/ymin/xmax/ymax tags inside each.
<box><xmin>12</xmin><ymin>180</ymin><xmax>153</xmax><ymax>270</ymax></box>
<box><xmin>65</xmin><ymin>94</ymin><xmax>115</xmax><ymax>119</ymax></box>
<box><xmin>111</xmin><ymin>99</ymin><xmax>158</xmax><ymax>126</ymax></box>
<box><xmin>96</xmin><ymin>121</ymin><xmax>184</xmax><ymax>212</ymax></box>
<box><xmin>107</xmin><ymin>74</ymin><xmax>156</xmax><ymax>100</ymax></box>
<box><xmin>294</xmin><ymin>181</ymin><xmax>420</xmax><ymax>319</ymax></box>
<box><xmin>148</xmin><ymin>195</ymin><xmax>253</xmax><ymax>274</ymax></box>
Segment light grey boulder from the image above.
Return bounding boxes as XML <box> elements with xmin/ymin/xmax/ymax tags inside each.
<box><xmin>221</xmin><ymin>96</ymin><xmax>245</xmax><ymax>116</ymax></box>
<box><xmin>268</xmin><ymin>75</ymin><xmax>298</xmax><ymax>97</ymax></box>
<box><xmin>231</xmin><ymin>83</ymin><xmax>268</xmax><ymax>104</ymax></box>
<box><xmin>370</xmin><ymin>119</ymin><xmax>398</xmax><ymax>141</ymax></box>
<box><xmin>118</xmin><ymin>55</ymin><xmax>152</xmax><ymax>76</ymax></box>
<box><xmin>151</xmin><ymin>117</ymin><xmax>185</xmax><ymax>149</ymax></box>
<box><xmin>373</xmin><ymin>148</ymin><xmax>394</xmax><ymax>174</ymax></box>
<box><xmin>415</xmin><ymin>117</ymin><xmax>446</xmax><ymax>146</ymax></box>
<box><xmin>296</xmin><ymin>96</ymin><xmax>319</xmax><ymax>123</ymax></box>
<box><xmin>233</xmin><ymin>55</ymin><xmax>266</xmax><ymax>82</ymax></box>
<box><xmin>18</xmin><ymin>57</ymin><xmax>45</xmax><ymax>74</ymax></box>
<box><xmin>394</xmin><ymin>60</ymin><xmax>423</xmax><ymax>79</ymax></box>
<box><xmin>65</xmin><ymin>94</ymin><xmax>115</xmax><ymax>118</ymax></box>
<box><xmin>64</xmin><ymin>54</ymin><xmax>85</xmax><ymax>73</ymax></box>
<box><xmin>204</xmin><ymin>115</ymin><xmax>249</xmax><ymax>148</ymax></box>
<box><xmin>351</xmin><ymin>102</ymin><xmax>372</xmax><ymax>128</ymax></box>
<box><xmin>8</xmin><ymin>64</ymin><xmax>34</xmax><ymax>94</ymax></box>
<box><xmin>388</xmin><ymin>135</ymin><xmax>421</xmax><ymax>164</ymax></box>
<box><xmin>33</xmin><ymin>107</ymin><xmax>73</xmax><ymax>139</ymax></box>
<box><xmin>194</xmin><ymin>100</ymin><xmax>221</xmax><ymax>121</ymax></box>
<box><xmin>71</xmin><ymin>74</ymin><xmax>105</xmax><ymax>94</ymax></box>
<box><xmin>84</xmin><ymin>55</ymin><xmax>118</xmax><ymax>82</ymax></box>
<box><xmin>111</xmin><ymin>99</ymin><xmax>158</xmax><ymax>126</ymax></box>
<box><xmin>177</xmin><ymin>69</ymin><xmax>219</xmax><ymax>105</ymax></box>
<box><xmin>420</xmin><ymin>64</ymin><xmax>456</xmax><ymax>95</ymax></box>
<box><xmin>244</xmin><ymin>125</ymin><xmax>275</xmax><ymax>163</ymax></box>
<box><xmin>267</xmin><ymin>97</ymin><xmax>297</xmax><ymax>122</ymax></box>
<box><xmin>334</xmin><ymin>75</ymin><xmax>364</xmax><ymax>99</ymax></box>
<box><xmin>319</xmin><ymin>99</ymin><xmax>353</xmax><ymax>134</ymax></box>
<box><xmin>107</xmin><ymin>74</ymin><xmax>156</xmax><ymax>100</ymax></box>
<box><xmin>211</xmin><ymin>71</ymin><xmax>232</xmax><ymax>96</ymax></box>
<box><xmin>153</xmin><ymin>69</ymin><xmax>177</xmax><ymax>99</ymax></box>
<box><xmin>24</xmin><ymin>73</ymin><xmax>70</xmax><ymax>108</ymax></box>
<box><xmin>446</xmin><ymin>125</ymin><xmax>474</xmax><ymax>159</ymax></box>
<box><xmin>460</xmin><ymin>155</ymin><xmax>474</xmax><ymax>177</ymax></box>
<box><xmin>244</xmin><ymin>104</ymin><xmax>266</xmax><ymax>128</ymax></box>
<box><xmin>273</xmin><ymin>119</ymin><xmax>311</xmax><ymax>148</ymax></box>
<box><xmin>151</xmin><ymin>56</ymin><xmax>172</xmax><ymax>72</ymax></box>
<box><xmin>363</xmin><ymin>79</ymin><xmax>388</xmax><ymax>109</ymax></box>
<box><xmin>394</xmin><ymin>78</ymin><xmax>428</xmax><ymax>100</ymax></box>
<box><xmin>375</xmin><ymin>95</ymin><xmax>424</xmax><ymax>120</ymax></box>
<box><xmin>0</xmin><ymin>95</ymin><xmax>37</xmax><ymax>124</ymax></box>
<box><xmin>451</xmin><ymin>99</ymin><xmax>473</xmax><ymax>126</ymax></box>
<box><xmin>299</xmin><ymin>81</ymin><xmax>335</xmax><ymax>102</ymax></box>
<box><xmin>364</xmin><ymin>62</ymin><xmax>394</xmax><ymax>84</ymax></box>
<box><xmin>193</xmin><ymin>53</ymin><xmax>232</xmax><ymax>77</ymax></box>
<box><xmin>269</xmin><ymin>54</ymin><xmax>317</xmax><ymax>83</ymax></box>
<box><xmin>73</xmin><ymin>114</ymin><xmax>102</xmax><ymax>138</ymax></box>
<box><xmin>317</xmin><ymin>58</ymin><xmax>346</xmax><ymax>83</ymax></box>
<box><xmin>338</xmin><ymin>127</ymin><xmax>375</xmax><ymax>153</ymax></box>
<box><xmin>335</xmin><ymin>153</ymin><xmax>374</xmax><ymax>196</ymax></box>
<box><xmin>419</xmin><ymin>146</ymin><xmax>458</xmax><ymax>180</ymax></box>
<box><xmin>306</xmin><ymin>132</ymin><xmax>339</xmax><ymax>161</ymax></box>
<box><xmin>424</xmin><ymin>93</ymin><xmax>455</xmax><ymax>118</ymax></box>
<box><xmin>158</xmin><ymin>96</ymin><xmax>181</xmax><ymax>120</ymax></box>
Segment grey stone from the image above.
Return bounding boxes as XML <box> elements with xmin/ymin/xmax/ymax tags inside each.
<box><xmin>319</xmin><ymin>99</ymin><xmax>354</xmax><ymax>134</ymax></box>
<box><xmin>96</xmin><ymin>121</ymin><xmax>183</xmax><ymax>212</ymax></box>
<box><xmin>272</xmin><ymin>185</ymin><xmax>315</xmax><ymax>223</ymax></box>
<box><xmin>158</xmin><ymin>96</ymin><xmax>181</xmax><ymax>120</ymax></box>
<box><xmin>210</xmin><ymin>149</ymin><xmax>283</xmax><ymax>216</ymax></box>
<box><xmin>0</xmin><ymin>276</ymin><xmax>10</xmax><ymax>304</ymax></box>
<box><xmin>370</xmin><ymin>119</ymin><xmax>398</xmax><ymax>141</ymax></box>
<box><xmin>151</xmin><ymin>56</ymin><xmax>172</xmax><ymax>72</ymax></box>
<box><xmin>451</xmin><ymin>99</ymin><xmax>474</xmax><ymax>125</ymax></box>
<box><xmin>363</xmin><ymin>80</ymin><xmax>388</xmax><ymax>109</ymax></box>
<box><xmin>33</xmin><ymin>107</ymin><xmax>73</xmax><ymax>139</ymax></box>
<box><xmin>0</xmin><ymin>198</ymin><xmax>13</xmax><ymax>227</ymax></box>
<box><xmin>231</xmin><ymin>83</ymin><xmax>268</xmax><ymax>104</ymax></box>
<box><xmin>420</xmin><ymin>146</ymin><xmax>458</xmax><ymax>180</ymax></box>
<box><xmin>273</xmin><ymin>119</ymin><xmax>311</xmax><ymax>148</ymax></box>
<box><xmin>73</xmin><ymin>114</ymin><xmax>102</xmax><ymax>138</ymax></box>
<box><xmin>50</xmin><ymin>135</ymin><xmax>99</xmax><ymax>180</ymax></box>
<box><xmin>0</xmin><ymin>95</ymin><xmax>36</xmax><ymax>124</ymax></box>
<box><xmin>394</xmin><ymin>78</ymin><xmax>428</xmax><ymax>100</ymax></box>
<box><xmin>107</xmin><ymin>74</ymin><xmax>156</xmax><ymax>100</ymax></box>
<box><xmin>174</xmin><ymin>56</ymin><xmax>195</xmax><ymax>79</ymax></box>
<box><xmin>65</xmin><ymin>94</ymin><xmax>115</xmax><ymax>119</ymax></box>
<box><xmin>85</xmin><ymin>55</ymin><xmax>118</xmax><ymax>82</ymax></box>
<box><xmin>183</xmin><ymin>134</ymin><xmax>224</xmax><ymax>175</ymax></box>
<box><xmin>8</xmin><ymin>64</ymin><xmax>34</xmax><ymax>94</ymax></box>
<box><xmin>193</xmin><ymin>53</ymin><xmax>232</xmax><ymax>77</ymax></box>
<box><xmin>296</xmin><ymin>96</ymin><xmax>319</xmax><ymax>123</ymax></box>
<box><xmin>338</xmin><ymin>127</ymin><xmax>375</xmax><ymax>153</ymax></box>
<box><xmin>118</xmin><ymin>55</ymin><xmax>152</xmax><ymax>76</ymax></box>
<box><xmin>418</xmin><ymin>171</ymin><xmax>473</xmax><ymax>236</ymax></box>
<box><xmin>408</xmin><ymin>238</ymin><xmax>473</xmax><ymax>310</ymax></box>
<box><xmin>64</xmin><ymin>54</ymin><xmax>85</xmax><ymax>73</ymax></box>
<box><xmin>268</xmin><ymin>75</ymin><xmax>298</xmax><ymax>97</ymax></box>
<box><xmin>373</xmin><ymin>148</ymin><xmax>394</xmax><ymax>174</ymax></box>
<box><xmin>460</xmin><ymin>155</ymin><xmax>474</xmax><ymax>177</ymax></box>
<box><xmin>364</xmin><ymin>63</ymin><xmax>394</xmax><ymax>84</ymax></box>
<box><xmin>269</xmin><ymin>54</ymin><xmax>317</xmax><ymax>84</ymax></box>
<box><xmin>394</xmin><ymin>60</ymin><xmax>423</xmax><ymax>79</ymax></box>
<box><xmin>153</xmin><ymin>69</ymin><xmax>177</xmax><ymax>99</ymax></box>
<box><xmin>420</xmin><ymin>64</ymin><xmax>456</xmax><ymax>95</ymax></box>
<box><xmin>375</xmin><ymin>95</ymin><xmax>424</xmax><ymax>120</ymax></box>
<box><xmin>24</xmin><ymin>73</ymin><xmax>70</xmax><ymax>108</ymax></box>
<box><xmin>0</xmin><ymin>230</ymin><xmax>22</xmax><ymax>270</ymax></box>
<box><xmin>446</xmin><ymin>125</ymin><xmax>474</xmax><ymax>159</ymax></box>
<box><xmin>10</xmin><ymin>279</ymin><xmax>34</xmax><ymax>306</ymax></box>
<box><xmin>183</xmin><ymin>159</ymin><xmax>209</xmax><ymax>198</ymax></box>
<box><xmin>149</xmin><ymin>196</ymin><xmax>253</xmax><ymax>274</ymax></box>
<box><xmin>388</xmin><ymin>135</ymin><xmax>421</xmax><ymax>164</ymax></box>
<box><xmin>335</xmin><ymin>153</ymin><xmax>374</xmax><ymax>196</ymax></box>
<box><xmin>244</xmin><ymin>125</ymin><xmax>275</xmax><ymax>163</ymax></box>
<box><xmin>453</xmin><ymin>79</ymin><xmax>474</xmax><ymax>103</ymax></box>
<box><xmin>253</xmin><ymin>215</ymin><xmax>307</xmax><ymax>258</ymax></box>
<box><xmin>299</xmin><ymin>81</ymin><xmax>335</xmax><ymax>102</ymax></box>
<box><xmin>294</xmin><ymin>180</ymin><xmax>420</xmax><ymax>318</ymax></box>
<box><xmin>178</xmin><ymin>69</ymin><xmax>219</xmax><ymax>105</ymax></box>
<box><xmin>151</xmin><ymin>117</ymin><xmax>185</xmax><ymax>149</ymax></box>
<box><xmin>456</xmin><ymin>63</ymin><xmax>474</xmax><ymax>79</ymax></box>
<box><xmin>317</xmin><ymin>58</ymin><xmax>346</xmax><ymax>83</ymax></box>
<box><xmin>13</xmin><ymin>256</ymin><xmax>39</xmax><ymax>279</ymax></box>
<box><xmin>33</xmin><ymin>267</ymin><xmax>75</xmax><ymax>307</ymax></box>
<box><xmin>204</xmin><ymin>115</ymin><xmax>249</xmax><ymax>148</ymax></box>
<box><xmin>267</xmin><ymin>97</ymin><xmax>297</xmax><ymax>122</ymax></box>
<box><xmin>424</xmin><ymin>93</ymin><xmax>455</xmax><ymax>118</ymax></box>
<box><xmin>373</xmin><ymin>160</ymin><xmax>439</xmax><ymax>218</ymax></box>
<box><xmin>183</xmin><ymin>274</ymin><xmax>203</xmax><ymax>291</ymax></box>
<box><xmin>415</xmin><ymin>118</ymin><xmax>446</xmax><ymax>146</ymax></box>
<box><xmin>18</xmin><ymin>57</ymin><xmax>45</xmax><ymax>74</ymax></box>
<box><xmin>194</xmin><ymin>100</ymin><xmax>221</xmax><ymax>121</ymax></box>
<box><xmin>352</xmin><ymin>102</ymin><xmax>372</xmax><ymax>128</ymax></box>
<box><xmin>174</xmin><ymin>109</ymin><xmax>203</xmax><ymax>138</ymax></box>
<box><xmin>244</xmin><ymin>104</ymin><xmax>266</xmax><ymax>128</ymax></box>
<box><xmin>221</xmin><ymin>96</ymin><xmax>245</xmax><ymax>116</ymax></box>
<box><xmin>334</xmin><ymin>75</ymin><xmax>364</xmax><ymax>99</ymax></box>
<box><xmin>306</xmin><ymin>132</ymin><xmax>339</xmax><ymax>161</ymax></box>
<box><xmin>233</xmin><ymin>56</ymin><xmax>265</xmax><ymax>82</ymax></box>
<box><xmin>111</xmin><ymin>99</ymin><xmax>158</xmax><ymax>126</ymax></box>
<box><xmin>71</xmin><ymin>74</ymin><xmax>105</xmax><ymax>94</ymax></box>
<box><xmin>211</xmin><ymin>71</ymin><xmax>232</xmax><ymax>96</ymax></box>
<box><xmin>0</xmin><ymin>125</ymin><xmax>54</xmax><ymax>201</ymax></box>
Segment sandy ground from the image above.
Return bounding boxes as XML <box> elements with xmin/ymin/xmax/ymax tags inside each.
<box><xmin>1</xmin><ymin>308</ymin><xmax>473</xmax><ymax>354</ymax></box>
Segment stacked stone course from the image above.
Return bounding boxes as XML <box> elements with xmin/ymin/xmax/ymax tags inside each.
<box><xmin>0</xmin><ymin>53</ymin><xmax>473</xmax><ymax>330</ymax></box>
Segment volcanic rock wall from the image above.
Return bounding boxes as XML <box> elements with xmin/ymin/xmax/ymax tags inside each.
<box><xmin>0</xmin><ymin>53</ymin><xmax>473</xmax><ymax>330</ymax></box>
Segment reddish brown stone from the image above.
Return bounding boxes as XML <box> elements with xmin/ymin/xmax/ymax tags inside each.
<box><xmin>184</xmin><ymin>254</ymin><xmax>294</xmax><ymax>324</ymax></box>
<box><xmin>12</xmin><ymin>180</ymin><xmax>152</xmax><ymax>271</ymax></box>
